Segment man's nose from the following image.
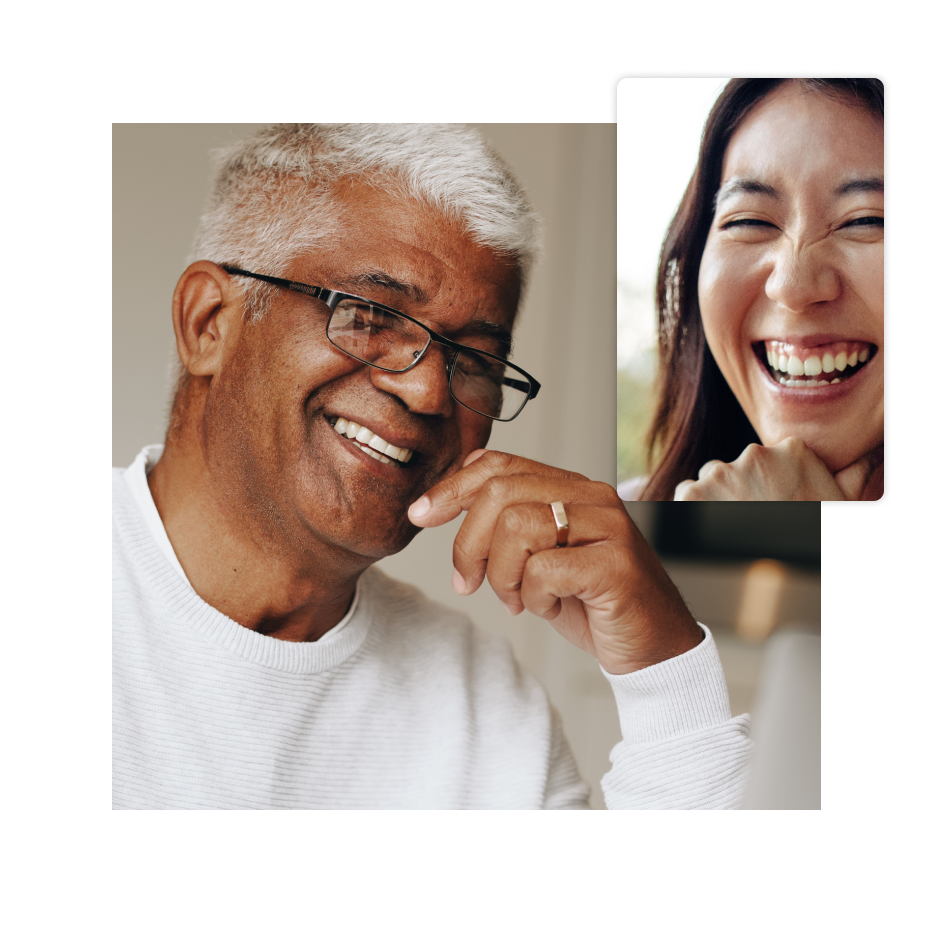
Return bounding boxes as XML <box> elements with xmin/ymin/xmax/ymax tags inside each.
<box><xmin>764</xmin><ymin>239</ymin><xmax>842</xmax><ymax>313</ymax></box>
<box><xmin>368</xmin><ymin>342</ymin><xmax>455</xmax><ymax>417</ymax></box>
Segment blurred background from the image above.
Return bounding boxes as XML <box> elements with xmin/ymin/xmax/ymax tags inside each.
<box><xmin>114</xmin><ymin>123</ymin><xmax>818</xmax><ymax>808</ymax></box>
<box><xmin>616</xmin><ymin>79</ymin><xmax>728</xmax><ymax>484</ymax></box>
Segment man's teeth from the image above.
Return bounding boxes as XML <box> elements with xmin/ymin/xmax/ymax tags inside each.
<box><xmin>763</xmin><ymin>340</ymin><xmax>872</xmax><ymax>387</ymax></box>
<box><xmin>331</xmin><ymin>418</ymin><xmax>413</xmax><ymax>465</ymax></box>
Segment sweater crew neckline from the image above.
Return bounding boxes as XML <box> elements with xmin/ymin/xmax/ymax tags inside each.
<box><xmin>113</xmin><ymin>466</ymin><xmax>374</xmax><ymax>675</ymax></box>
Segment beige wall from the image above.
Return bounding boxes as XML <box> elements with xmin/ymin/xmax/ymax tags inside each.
<box><xmin>112</xmin><ymin>124</ymin><xmax>622</xmax><ymax>806</ymax></box>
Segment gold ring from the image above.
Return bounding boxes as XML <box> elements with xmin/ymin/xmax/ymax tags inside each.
<box><xmin>550</xmin><ymin>501</ymin><xmax>569</xmax><ymax>548</ymax></box>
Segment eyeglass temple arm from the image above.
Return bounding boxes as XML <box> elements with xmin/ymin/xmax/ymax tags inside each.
<box><xmin>502</xmin><ymin>374</ymin><xmax>541</xmax><ymax>399</ymax></box>
<box><xmin>221</xmin><ymin>266</ymin><xmax>325</xmax><ymax>299</ymax></box>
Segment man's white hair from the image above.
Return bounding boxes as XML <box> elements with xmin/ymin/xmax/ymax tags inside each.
<box><xmin>189</xmin><ymin>123</ymin><xmax>541</xmax><ymax>321</ymax></box>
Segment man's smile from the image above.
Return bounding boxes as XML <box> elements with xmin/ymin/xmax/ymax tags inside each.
<box><xmin>329</xmin><ymin>415</ymin><xmax>416</xmax><ymax>466</ymax></box>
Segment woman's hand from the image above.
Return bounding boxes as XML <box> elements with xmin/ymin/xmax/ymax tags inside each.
<box><xmin>673</xmin><ymin>438</ymin><xmax>883</xmax><ymax>501</ymax></box>
<box><xmin>834</xmin><ymin>446</ymin><xmax>884</xmax><ymax>501</ymax></box>
<box><xmin>407</xmin><ymin>449</ymin><xmax>703</xmax><ymax>676</ymax></box>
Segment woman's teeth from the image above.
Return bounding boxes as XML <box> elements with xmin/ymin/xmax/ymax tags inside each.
<box><xmin>330</xmin><ymin>417</ymin><xmax>414</xmax><ymax>466</ymax></box>
<box><xmin>762</xmin><ymin>340</ymin><xmax>873</xmax><ymax>388</ymax></box>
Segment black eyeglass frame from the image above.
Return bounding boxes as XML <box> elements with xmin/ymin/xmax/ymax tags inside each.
<box><xmin>221</xmin><ymin>265</ymin><xmax>541</xmax><ymax>422</ymax></box>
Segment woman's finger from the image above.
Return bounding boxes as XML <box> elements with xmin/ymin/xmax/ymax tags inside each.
<box><xmin>698</xmin><ymin>459</ymin><xmax>725</xmax><ymax>481</ymax></box>
<box><xmin>673</xmin><ymin>479</ymin><xmax>694</xmax><ymax>501</ymax></box>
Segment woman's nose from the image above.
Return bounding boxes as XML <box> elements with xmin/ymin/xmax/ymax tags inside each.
<box><xmin>368</xmin><ymin>341</ymin><xmax>454</xmax><ymax>416</ymax></box>
<box><xmin>764</xmin><ymin>239</ymin><xmax>842</xmax><ymax>312</ymax></box>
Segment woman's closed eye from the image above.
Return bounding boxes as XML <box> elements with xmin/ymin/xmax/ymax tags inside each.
<box><xmin>717</xmin><ymin>216</ymin><xmax>780</xmax><ymax>242</ymax></box>
<box><xmin>720</xmin><ymin>217</ymin><xmax>777</xmax><ymax>229</ymax></box>
<box><xmin>836</xmin><ymin>214</ymin><xmax>884</xmax><ymax>242</ymax></box>
<box><xmin>718</xmin><ymin>215</ymin><xmax>883</xmax><ymax>244</ymax></box>
<box><xmin>842</xmin><ymin>215</ymin><xmax>883</xmax><ymax>229</ymax></box>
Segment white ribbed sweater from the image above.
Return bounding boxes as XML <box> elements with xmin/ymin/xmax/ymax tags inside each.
<box><xmin>113</xmin><ymin>469</ymin><xmax>752</xmax><ymax>809</ymax></box>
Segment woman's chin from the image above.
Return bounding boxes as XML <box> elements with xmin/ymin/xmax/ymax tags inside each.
<box><xmin>755</xmin><ymin>425</ymin><xmax>882</xmax><ymax>476</ymax></box>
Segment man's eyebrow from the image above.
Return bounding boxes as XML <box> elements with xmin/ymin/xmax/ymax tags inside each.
<box><xmin>714</xmin><ymin>177</ymin><xmax>781</xmax><ymax>209</ymax></box>
<box><xmin>836</xmin><ymin>177</ymin><xmax>884</xmax><ymax>197</ymax></box>
<box><xmin>467</xmin><ymin>321</ymin><xmax>514</xmax><ymax>357</ymax></box>
<box><xmin>334</xmin><ymin>271</ymin><xmax>426</xmax><ymax>303</ymax></box>
<box><xmin>333</xmin><ymin>271</ymin><xmax>514</xmax><ymax>355</ymax></box>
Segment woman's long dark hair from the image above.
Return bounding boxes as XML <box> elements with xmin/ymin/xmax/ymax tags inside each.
<box><xmin>641</xmin><ymin>78</ymin><xmax>884</xmax><ymax>501</ymax></box>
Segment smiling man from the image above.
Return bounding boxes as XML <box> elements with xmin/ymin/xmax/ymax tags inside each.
<box><xmin>113</xmin><ymin>124</ymin><xmax>752</xmax><ymax>809</ymax></box>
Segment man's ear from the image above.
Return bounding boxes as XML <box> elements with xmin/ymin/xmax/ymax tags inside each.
<box><xmin>172</xmin><ymin>261</ymin><xmax>244</xmax><ymax>377</ymax></box>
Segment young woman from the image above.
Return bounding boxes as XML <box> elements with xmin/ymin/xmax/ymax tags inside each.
<box><xmin>638</xmin><ymin>79</ymin><xmax>883</xmax><ymax>501</ymax></box>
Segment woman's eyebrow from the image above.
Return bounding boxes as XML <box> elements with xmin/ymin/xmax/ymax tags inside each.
<box><xmin>836</xmin><ymin>177</ymin><xmax>884</xmax><ymax>197</ymax></box>
<box><xmin>714</xmin><ymin>175</ymin><xmax>884</xmax><ymax>211</ymax></box>
<box><xmin>714</xmin><ymin>177</ymin><xmax>781</xmax><ymax>209</ymax></box>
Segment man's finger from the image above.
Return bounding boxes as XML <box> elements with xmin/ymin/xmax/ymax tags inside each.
<box><xmin>485</xmin><ymin>504</ymin><xmax>623</xmax><ymax>613</ymax></box>
<box><xmin>462</xmin><ymin>448</ymin><xmax>488</xmax><ymax>469</ymax></box>
<box><xmin>452</xmin><ymin>477</ymin><xmax>621</xmax><ymax>593</ymax></box>
<box><xmin>407</xmin><ymin>449</ymin><xmax>582</xmax><ymax>528</ymax></box>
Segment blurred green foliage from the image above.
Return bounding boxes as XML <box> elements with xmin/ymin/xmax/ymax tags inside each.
<box><xmin>617</xmin><ymin>359</ymin><xmax>657</xmax><ymax>485</ymax></box>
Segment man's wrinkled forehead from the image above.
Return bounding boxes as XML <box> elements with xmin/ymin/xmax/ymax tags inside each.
<box><xmin>288</xmin><ymin>180</ymin><xmax>523</xmax><ymax>332</ymax></box>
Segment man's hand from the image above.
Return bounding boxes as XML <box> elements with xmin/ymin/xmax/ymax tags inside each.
<box><xmin>407</xmin><ymin>449</ymin><xmax>702</xmax><ymax>675</ymax></box>
<box><xmin>673</xmin><ymin>438</ymin><xmax>883</xmax><ymax>501</ymax></box>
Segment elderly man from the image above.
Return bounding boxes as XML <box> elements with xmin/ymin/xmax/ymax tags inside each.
<box><xmin>113</xmin><ymin>124</ymin><xmax>751</xmax><ymax>808</ymax></box>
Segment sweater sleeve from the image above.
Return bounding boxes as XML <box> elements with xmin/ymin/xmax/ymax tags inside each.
<box><xmin>600</xmin><ymin>624</ymin><xmax>752</xmax><ymax>809</ymax></box>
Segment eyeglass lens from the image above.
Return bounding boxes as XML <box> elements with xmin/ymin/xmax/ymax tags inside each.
<box><xmin>327</xmin><ymin>298</ymin><xmax>531</xmax><ymax>420</ymax></box>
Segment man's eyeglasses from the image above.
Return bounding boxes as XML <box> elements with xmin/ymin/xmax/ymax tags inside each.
<box><xmin>222</xmin><ymin>266</ymin><xmax>541</xmax><ymax>421</ymax></box>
